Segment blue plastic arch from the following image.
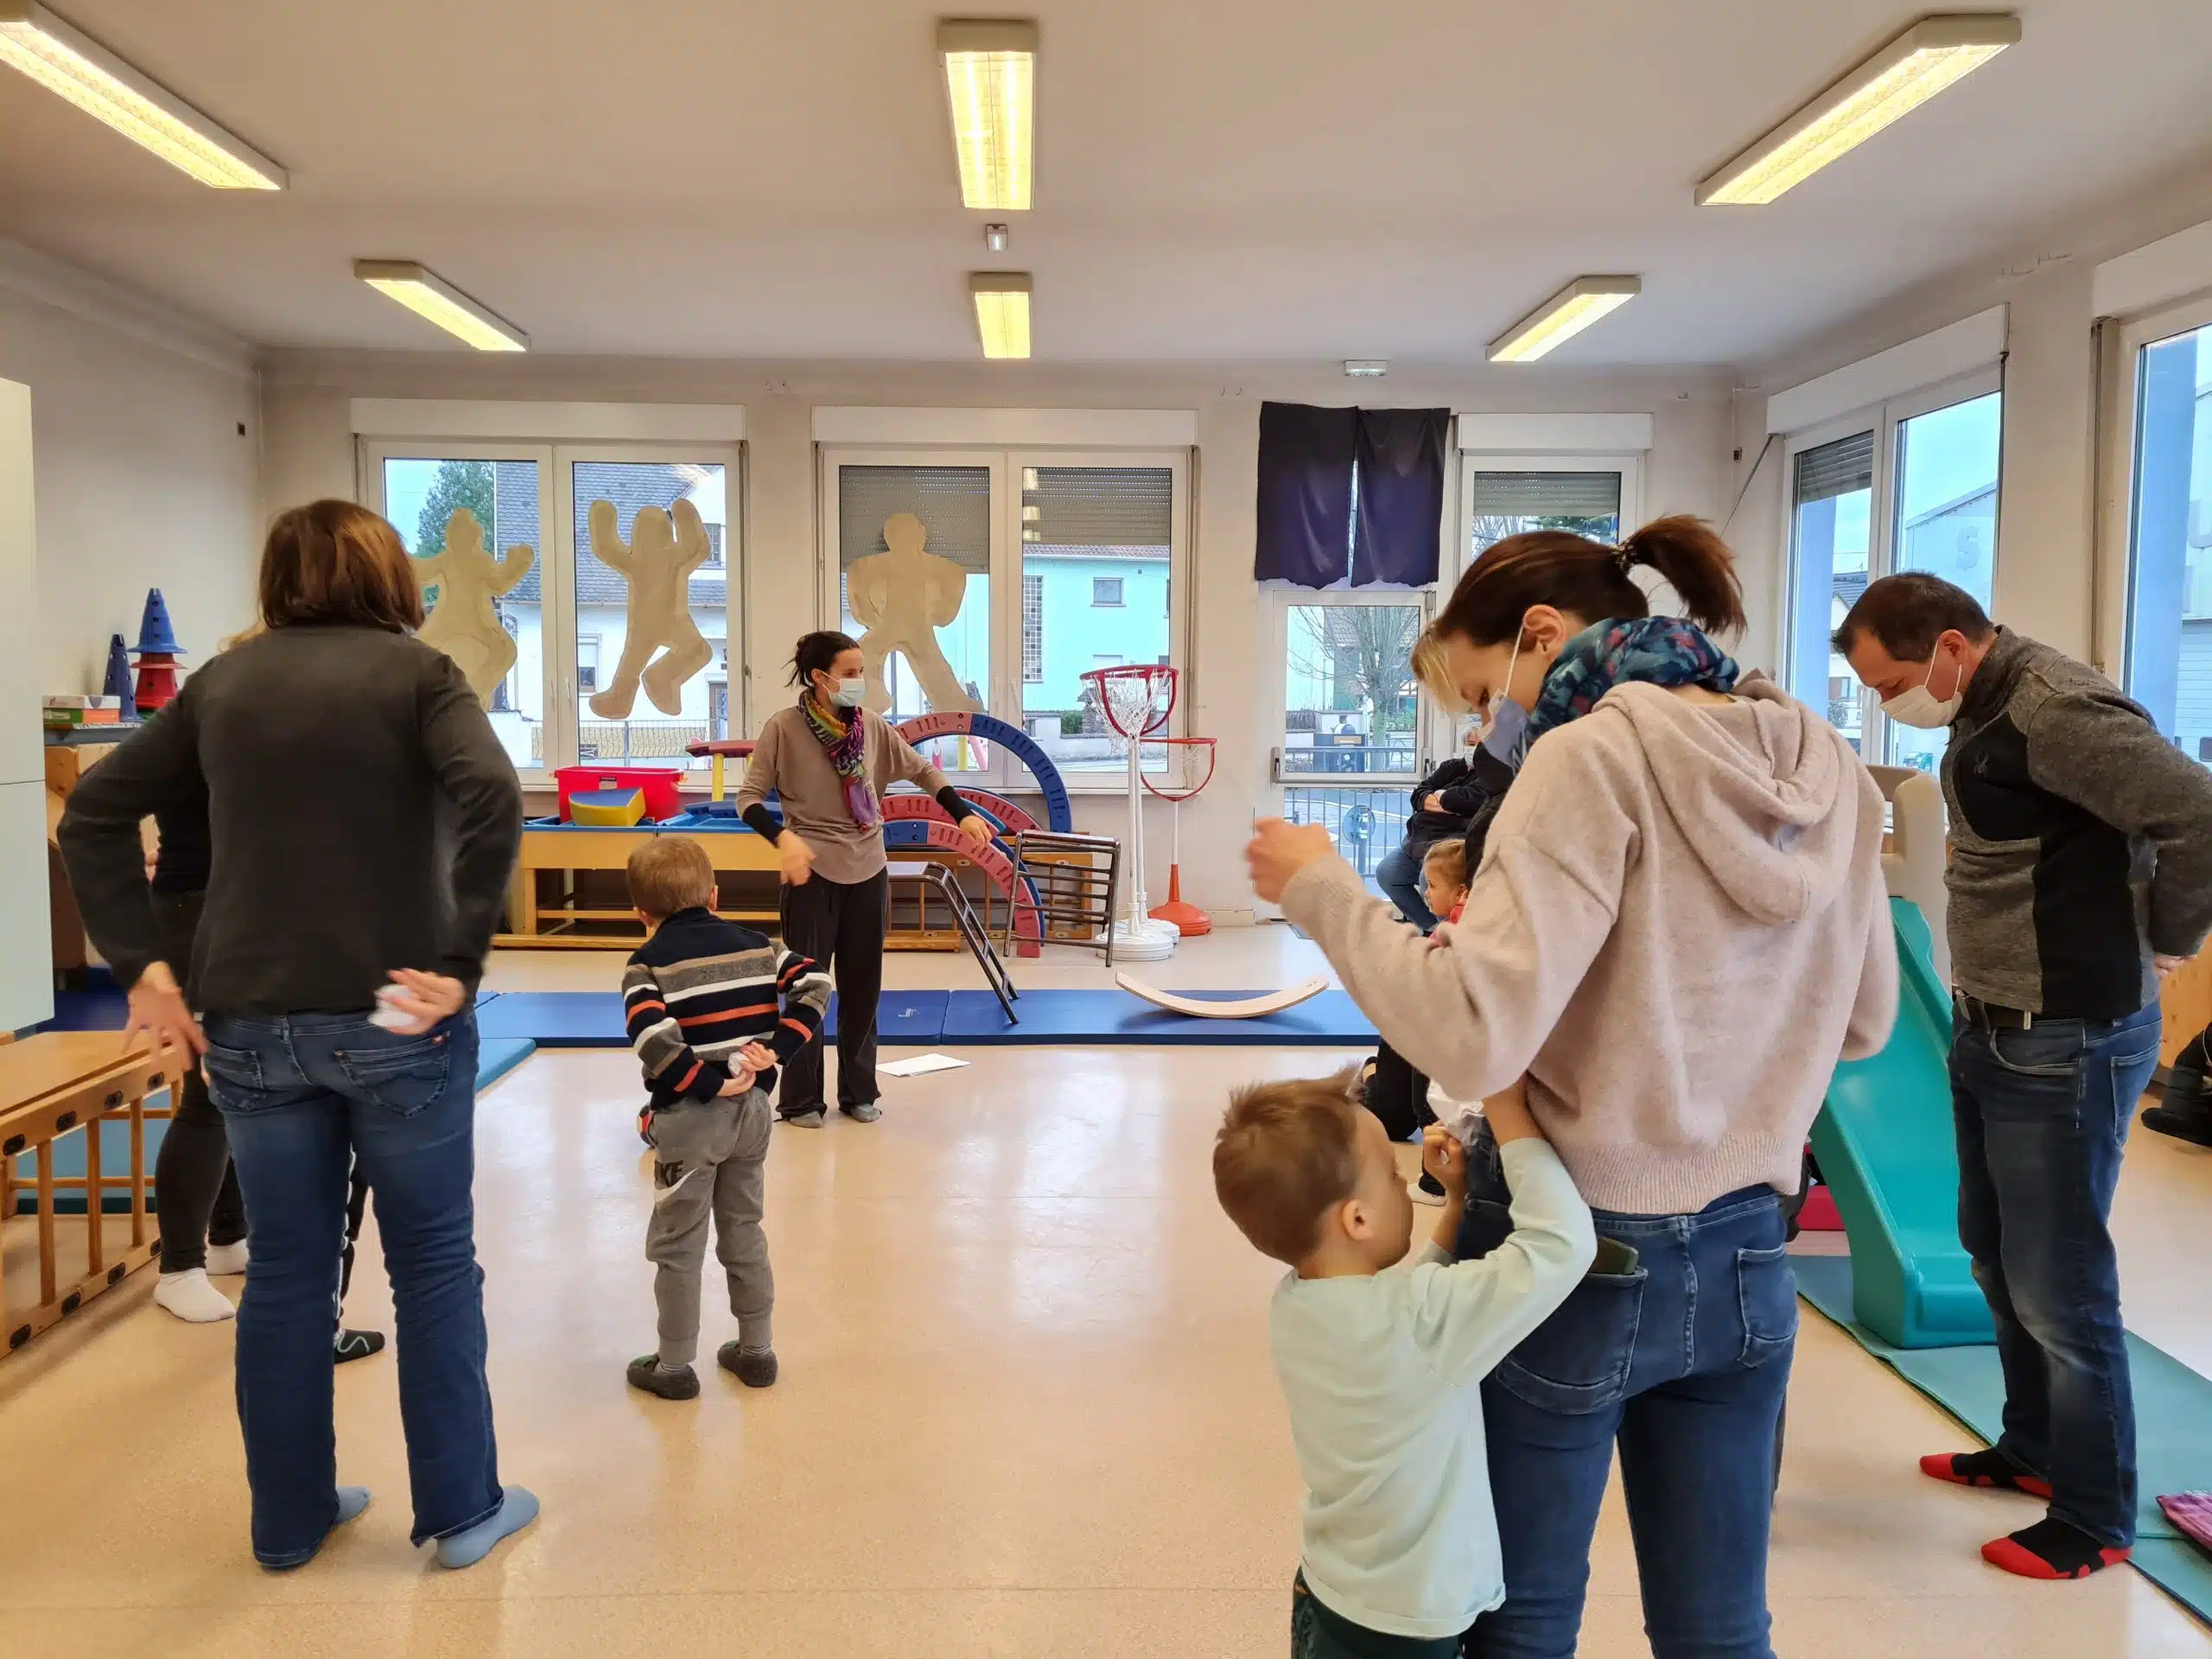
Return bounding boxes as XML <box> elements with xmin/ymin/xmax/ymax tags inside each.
<box><xmin>893</xmin><ymin>711</ymin><xmax>1073</xmax><ymax>833</ymax></box>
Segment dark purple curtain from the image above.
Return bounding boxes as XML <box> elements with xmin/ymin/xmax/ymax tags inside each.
<box><xmin>1351</xmin><ymin>407</ymin><xmax>1449</xmax><ymax>587</ymax></box>
<box><xmin>1254</xmin><ymin>402</ymin><xmax>1357</xmax><ymax>587</ymax></box>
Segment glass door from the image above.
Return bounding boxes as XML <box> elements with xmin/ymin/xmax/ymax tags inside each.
<box><xmin>557</xmin><ymin>445</ymin><xmax>741</xmax><ymax>773</ymax></box>
<box><xmin>820</xmin><ymin>451</ymin><xmax>1010</xmax><ymax>785</ymax></box>
<box><xmin>1272</xmin><ymin>590</ymin><xmax>1431</xmax><ymax>899</ymax></box>
<box><xmin>365</xmin><ymin>442</ymin><xmax>557</xmax><ymax>779</ymax></box>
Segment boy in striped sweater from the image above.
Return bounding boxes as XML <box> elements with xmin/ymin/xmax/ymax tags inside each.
<box><xmin>620</xmin><ymin>836</ymin><xmax>830</xmax><ymax>1401</ymax></box>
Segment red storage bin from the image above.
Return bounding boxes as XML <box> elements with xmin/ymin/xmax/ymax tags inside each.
<box><xmin>555</xmin><ymin>766</ymin><xmax>684</xmax><ymax>823</ymax></box>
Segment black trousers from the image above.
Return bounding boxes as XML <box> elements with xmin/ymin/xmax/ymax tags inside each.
<box><xmin>1361</xmin><ymin>1038</ymin><xmax>1432</xmax><ymax>1143</ymax></box>
<box><xmin>777</xmin><ymin>869</ymin><xmax>889</xmax><ymax>1116</ymax></box>
<box><xmin>151</xmin><ymin>890</ymin><xmax>246</xmax><ymax>1273</ymax></box>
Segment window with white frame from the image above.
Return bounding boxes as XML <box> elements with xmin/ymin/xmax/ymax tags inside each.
<box><xmin>2102</xmin><ymin>297</ymin><xmax>2212</xmax><ymax>767</ymax></box>
<box><xmin>823</xmin><ymin>447</ymin><xmax>1187</xmax><ymax>781</ymax></box>
<box><xmin>1783</xmin><ymin>375</ymin><xmax>2002</xmax><ymax>770</ymax></box>
<box><xmin>365</xmin><ymin>426</ymin><xmax>743</xmax><ymax>780</ymax></box>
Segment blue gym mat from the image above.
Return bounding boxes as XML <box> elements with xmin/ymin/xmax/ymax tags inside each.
<box><xmin>1796</xmin><ymin>1253</ymin><xmax>2212</xmax><ymax>1619</ymax></box>
<box><xmin>16</xmin><ymin>1033</ymin><xmax>539</xmax><ymax>1214</ymax></box>
<box><xmin>466</xmin><ymin>988</ymin><xmax>1376</xmax><ymax>1047</ymax></box>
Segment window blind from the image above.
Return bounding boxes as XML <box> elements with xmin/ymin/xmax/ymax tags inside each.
<box><xmin>1792</xmin><ymin>432</ymin><xmax>1875</xmax><ymax>507</ymax></box>
<box><xmin>838</xmin><ymin>465</ymin><xmax>992</xmax><ymax>571</ymax></box>
<box><xmin>1465</xmin><ymin>471</ymin><xmax>1624</xmax><ymax>518</ymax></box>
<box><xmin>1024</xmin><ymin>466</ymin><xmax>1173</xmax><ymax>549</ymax></box>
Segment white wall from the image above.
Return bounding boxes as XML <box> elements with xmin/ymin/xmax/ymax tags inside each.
<box><xmin>260</xmin><ymin>353</ymin><xmax>1729</xmax><ymax>913</ymax></box>
<box><xmin>0</xmin><ymin>271</ymin><xmax>262</xmax><ymax>696</ymax></box>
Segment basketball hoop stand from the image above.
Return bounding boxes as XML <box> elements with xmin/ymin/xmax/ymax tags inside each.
<box><xmin>1144</xmin><ymin>735</ymin><xmax>1216</xmax><ymax>936</ymax></box>
<box><xmin>1080</xmin><ymin>664</ymin><xmax>1182</xmax><ymax>962</ymax></box>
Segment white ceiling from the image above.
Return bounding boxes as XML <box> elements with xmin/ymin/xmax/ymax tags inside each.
<box><xmin>2</xmin><ymin>0</ymin><xmax>2208</xmax><ymax>365</ymax></box>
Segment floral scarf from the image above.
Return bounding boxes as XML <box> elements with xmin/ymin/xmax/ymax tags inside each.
<box><xmin>801</xmin><ymin>696</ymin><xmax>879</xmax><ymax>829</ymax></box>
<box><xmin>1512</xmin><ymin>617</ymin><xmax>1741</xmax><ymax>765</ymax></box>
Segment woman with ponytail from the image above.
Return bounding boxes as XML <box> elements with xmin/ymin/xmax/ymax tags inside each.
<box><xmin>1248</xmin><ymin>517</ymin><xmax>1897</xmax><ymax>1658</ymax></box>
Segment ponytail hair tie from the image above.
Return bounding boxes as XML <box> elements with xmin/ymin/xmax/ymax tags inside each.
<box><xmin>1611</xmin><ymin>543</ymin><xmax>1639</xmax><ymax>577</ymax></box>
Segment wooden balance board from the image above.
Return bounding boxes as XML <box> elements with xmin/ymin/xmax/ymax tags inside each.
<box><xmin>1113</xmin><ymin>973</ymin><xmax>1330</xmax><ymax>1020</ymax></box>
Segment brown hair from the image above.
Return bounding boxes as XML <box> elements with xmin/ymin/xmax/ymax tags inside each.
<box><xmin>788</xmin><ymin>630</ymin><xmax>861</xmax><ymax>687</ymax></box>
<box><xmin>1213</xmin><ymin>1070</ymin><xmax>1366</xmax><ymax>1265</ymax></box>
<box><xmin>1832</xmin><ymin>573</ymin><xmax>1994</xmax><ymax>662</ymax></box>
<box><xmin>626</xmin><ymin>836</ymin><xmax>718</xmax><ymax>920</ymax></box>
<box><xmin>1421</xmin><ymin>838</ymin><xmax>1467</xmax><ymax>894</ymax></box>
<box><xmin>1434</xmin><ymin>515</ymin><xmax>1746</xmax><ymax>649</ymax></box>
<box><xmin>259</xmin><ymin>500</ymin><xmax>423</xmax><ymax>632</ymax></box>
<box><xmin>1410</xmin><ymin>626</ymin><xmax>1466</xmax><ymax>713</ymax></box>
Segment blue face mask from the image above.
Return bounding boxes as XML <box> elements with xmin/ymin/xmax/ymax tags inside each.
<box><xmin>1476</xmin><ymin>626</ymin><xmax>1532</xmax><ymax>766</ymax></box>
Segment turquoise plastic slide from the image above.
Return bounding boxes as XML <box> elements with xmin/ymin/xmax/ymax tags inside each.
<box><xmin>1808</xmin><ymin>897</ymin><xmax>1995</xmax><ymax>1350</ymax></box>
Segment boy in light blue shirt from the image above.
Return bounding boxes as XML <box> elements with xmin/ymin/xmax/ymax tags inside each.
<box><xmin>1214</xmin><ymin>1069</ymin><xmax>1593</xmax><ymax>1655</ymax></box>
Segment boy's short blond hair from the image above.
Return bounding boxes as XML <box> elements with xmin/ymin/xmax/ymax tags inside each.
<box><xmin>626</xmin><ymin>836</ymin><xmax>717</xmax><ymax>920</ymax></box>
<box><xmin>1213</xmin><ymin>1069</ymin><xmax>1365</xmax><ymax>1265</ymax></box>
<box><xmin>1421</xmin><ymin>838</ymin><xmax>1467</xmax><ymax>894</ymax></box>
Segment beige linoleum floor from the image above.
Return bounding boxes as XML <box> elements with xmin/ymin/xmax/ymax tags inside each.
<box><xmin>4</xmin><ymin>928</ymin><xmax>2209</xmax><ymax>1656</ymax></box>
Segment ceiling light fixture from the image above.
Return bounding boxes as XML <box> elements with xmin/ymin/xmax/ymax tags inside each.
<box><xmin>970</xmin><ymin>271</ymin><xmax>1031</xmax><ymax>359</ymax></box>
<box><xmin>0</xmin><ymin>1</ymin><xmax>284</xmax><ymax>188</ymax></box>
<box><xmin>354</xmin><ymin>261</ymin><xmax>529</xmax><ymax>353</ymax></box>
<box><xmin>1698</xmin><ymin>14</ymin><xmax>2020</xmax><ymax>207</ymax></box>
<box><xmin>939</xmin><ymin>18</ymin><xmax>1036</xmax><ymax>211</ymax></box>
<box><xmin>1487</xmin><ymin>276</ymin><xmax>1642</xmax><ymax>364</ymax></box>
<box><xmin>1343</xmin><ymin>359</ymin><xmax>1388</xmax><ymax>378</ymax></box>
<box><xmin>984</xmin><ymin>222</ymin><xmax>1009</xmax><ymax>252</ymax></box>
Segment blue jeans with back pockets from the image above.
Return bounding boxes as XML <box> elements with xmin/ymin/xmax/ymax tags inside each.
<box><xmin>1949</xmin><ymin>1000</ymin><xmax>2163</xmax><ymax>1549</ymax></box>
<box><xmin>1456</xmin><ymin>1131</ymin><xmax>1794</xmax><ymax>1659</ymax></box>
<box><xmin>202</xmin><ymin>1009</ymin><xmax>501</xmax><ymax>1566</ymax></box>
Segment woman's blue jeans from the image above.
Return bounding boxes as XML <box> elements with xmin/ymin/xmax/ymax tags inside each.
<box><xmin>203</xmin><ymin>1009</ymin><xmax>502</xmax><ymax>1567</ymax></box>
<box><xmin>1457</xmin><ymin>1144</ymin><xmax>1794</xmax><ymax>1659</ymax></box>
<box><xmin>1374</xmin><ymin>845</ymin><xmax>1435</xmax><ymax>930</ymax></box>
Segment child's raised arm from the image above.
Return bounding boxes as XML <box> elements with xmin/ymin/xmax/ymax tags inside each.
<box><xmin>1406</xmin><ymin>1086</ymin><xmax>1593</xmax><ymax>1383</ymax></box>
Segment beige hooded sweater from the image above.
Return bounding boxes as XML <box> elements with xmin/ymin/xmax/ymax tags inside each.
<box><xmin>1283</xmin><ymin>677</ymin><xmax>1898</xmax><ymax>1216</ymax></box>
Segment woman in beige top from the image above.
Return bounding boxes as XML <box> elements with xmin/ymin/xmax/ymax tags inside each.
<box><xmin>736</xmin><ymin>630</ymin><xmax>992</xmax><ymax>1125</ymax></box>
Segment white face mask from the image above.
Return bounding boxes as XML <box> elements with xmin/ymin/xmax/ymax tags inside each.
<box><xmin>1880</xmin><ymin>652</ymin><xmax>1965</xmax><ymax>730</ymax></box>
<box><xmin>830</xmin><ymin>677</ymin><xmax>867</xmax><ymax>709</ymax></box>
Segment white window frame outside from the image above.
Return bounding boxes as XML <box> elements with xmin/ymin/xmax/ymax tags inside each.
<box><xmin>1267</xmin><ymin>586</ymin><xmax>1440</xmax><ymax>786</ymax></box>
<box><xmin>360</xmin><ymin>431</ymin><xmax>746</xmax><ymax>789</ymax></box>
<box><xmin>817</xmin><ymin>442</ymin><xmax>1192</xmax><ymax>795</ymax></box>
<box><xmin>2094</xmin><ymin>289</ymin><xmax>2212</xmax><ymax>683</ymax></box>
<box><xmin>1779</xmin><ymin>365</ymin><xmax>2002</xmax><ymax>766</ymax></box>
<box><xmin>1091</xmin><ymin>575</ymin><xmax>1125</xmax><ymax>607</ymax></box>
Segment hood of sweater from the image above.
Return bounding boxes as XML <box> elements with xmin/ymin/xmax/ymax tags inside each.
<box><xmin>1584</xmin><ymin>672</ymin><xmax>1857</xmax><ymax>928</ymax></box>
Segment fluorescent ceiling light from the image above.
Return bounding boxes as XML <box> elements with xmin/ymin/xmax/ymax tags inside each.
<box><xmin>0</xmin><ymin>1</ymin><xmax>283</xmax><ymax>188</ymax></box>
<box><xmin>1343</xmin><ymin>359</ymin><xmax>1389</xmax><ymax>378</ymax></box>
<box><xmin>355</xmin><ymin>261</ymin><xmax>529</xmax><ymax>353</ymax></box>
<box><xmin>939</xmin><ymin>18</ymin><xmax>1035</xmax><ymax>211</ymax></box>
<box><xmin>1699</xmin><ymin>14</ymin><xmax>2020</xmax><ymax>206</ymax></box>
<box><xmin>970</xmin><ymin>271</ymin><xmax>1031</xmax><ymax>359</ymax></box>
<box><xmin>1487</xmin><ymin>276</ymin><xmax>1641</xmax><ymax>364</ymax></box>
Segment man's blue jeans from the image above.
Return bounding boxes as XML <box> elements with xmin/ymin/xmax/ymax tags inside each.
<box><xmin>1459</xmin><ymin>1161</ymin><xmax>1794</xmax><ymax>1659</ymax></box>
<box><xmin>1375</xmin><ymin>845</ymin><xmax>1435</xmax><ymax>930</ymax></box>
<box><xmin>1950</xmin><ymin>1000</ymin><xmax>2163</xmax><ymax>1549</ymax></box>
<box><xmin>203</xmin><ymin>1010</ymin><xmax>502</xmax><ymax>1567</ymax></box>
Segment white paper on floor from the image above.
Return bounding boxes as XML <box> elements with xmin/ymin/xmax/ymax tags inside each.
<box><xmin>877</xmin><ymin>1052</ymin><xmax>970</xmax><ymax>1077</ymax></box>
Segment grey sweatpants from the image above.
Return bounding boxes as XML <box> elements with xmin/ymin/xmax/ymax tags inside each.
<box><xmin>645</xmin><ymin>1090</ymin><xmax>774</xmax><ymax>1368</ymax></box>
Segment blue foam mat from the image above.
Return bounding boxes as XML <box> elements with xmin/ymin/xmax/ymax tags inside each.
<box><xmin>464</xmin><ymin>988</ymin><xmax>1376</xmax><ymax>1047</ymax></box>
<box><xmin>16</xmin><ymin>1034</ymin><xmax>539</xmax><ymax>1214</ymax></box>
<box><xmin>1796</xmin><ymin>1253</ymin><xmax>2212</xmax><ymax>1620</ymax></box>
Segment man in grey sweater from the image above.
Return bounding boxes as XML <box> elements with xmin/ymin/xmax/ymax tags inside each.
<box><xmin>1838</xmin><ymin>573</ymin><xmax>2212</xmax><ymax>1581</ymax></box>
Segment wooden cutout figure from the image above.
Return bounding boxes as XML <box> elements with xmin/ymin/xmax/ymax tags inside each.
<box><xmin>416</xmin><ymin>509</ymin><xmax>535</xmax><ymax>706</ymax></box>
<box><xmin>846</xmin><ymin>511</ymin><xmax>979</xmax><ymax>714</ymax></box>
<box><xmin>588</xmin><ymin>496</ymin><xmax>715</xmax><ymax>719</ymax></box>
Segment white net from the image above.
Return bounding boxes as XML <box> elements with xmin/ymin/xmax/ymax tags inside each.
<box><xmin>1098</xmin><ymin>674</ymin><xmax>1169</xmax><ymax>742</ymax></box>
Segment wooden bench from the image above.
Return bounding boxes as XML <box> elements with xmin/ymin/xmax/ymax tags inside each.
<box><xmin>0</xmin><ymin>1032</ymin><xmax>170</xmax><ymax>1357</ymax></box>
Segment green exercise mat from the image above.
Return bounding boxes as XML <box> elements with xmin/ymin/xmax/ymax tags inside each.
<box><xmin>1795</xmin><ymin>1252</ymin><xmax>2212</xmax><ymax>1619</ymax></box>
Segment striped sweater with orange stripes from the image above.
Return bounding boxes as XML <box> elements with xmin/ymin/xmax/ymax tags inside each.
<box><xmin>621</xmin><ymin>907</ymin><xmax>833</xmax><ymax>1110</ymax></box>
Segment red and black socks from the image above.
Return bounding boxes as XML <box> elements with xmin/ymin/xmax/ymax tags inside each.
<box><xmin>1982</xmin><ymin>1516</ymin><xmax>2130</xmax><ymax>1580</ymax></box>
<box><xmin>1919</xmin><ymin>1448</ymin><xmax>2052</xmax><ymax>1500</ymax></box>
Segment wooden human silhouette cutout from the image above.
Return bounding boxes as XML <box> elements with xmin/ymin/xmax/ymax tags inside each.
<box><xmin>587</xmin><ymin>497</ymin><xmax>715</xmax><ymax>719</ymax></box>
<box><xmin>845</xmin><ymin>510</ymin><xmax>978</xmax><ymax>714</ymax></box>
<box><xmin>415</xmin><ymin>508</ymin><xmax>535</xmax><ymax>705</ymax></box>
